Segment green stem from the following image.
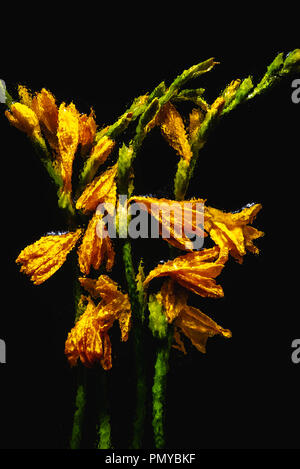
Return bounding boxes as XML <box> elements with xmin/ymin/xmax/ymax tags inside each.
<box><xmin>152</xmin><ymin>328</ymin><xmax>172</xmax><ymax>449</ymax></box>
<box><xmin>97</xmin><ymin>372</ymin><xmax>111</xmax><ymax>449</ymax></box>
<box><xmin>70</xmin><ymin>380</ymin><xmax>86</xmax><ymax>449</ymax></box>
<box><xmin>122</xmin><ymin>240</ymin><xmax>146</xmax><ymax>449</ymax></box>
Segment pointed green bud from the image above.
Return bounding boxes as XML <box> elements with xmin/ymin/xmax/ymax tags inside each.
<box><xmin>280</xmin><ymin>49</ymin><xmax>300</xmax><ymax>75</ymax></box>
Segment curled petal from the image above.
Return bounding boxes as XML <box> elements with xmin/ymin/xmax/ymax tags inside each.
<box><xmin>16</xmin><ymin>229</ymin><xmax>82</xmax><ymax>285</ymax></box>
<box><xmin>76</xmin><ymin>164</ymin><xmax>118</xmax><ymax>213</ymax></box>
<box><xmin>66</xmin><ymin>274</ymin><xmax>131</xmax><ymax>369</ymax></box>
<box><xmin>205</xmin><ymin>203</ymin><xmax>264</xmax><ymax>262</ymax></box>
<box><xmin>129</xmin><ymin>196</ymin><xmax>205</xmax><ymax>251</ymax></box>
<box><xmin>144</xmin><ymin>246</ymin><xmax>227</xmax><ymax>298</ymax></box>
<box><xmin>65</xmin><ymin>297</ymin><xmax>104</xmax><ymax>367</ymax></box>
<box><xmin>18</xmin><ymin>85</ymin><xmax>33</xmax><ymax>108</ymax></box>
<box><xmin>158</xmin><ymin>102</ymin><xmax>193</xmax><ymax>163</ymax></box>
<box><xmin>175</xmin><ymin>305</ymin><xmax>232</xmax><ymax>353</ymax></box>
<box><xmin>158</xmin><ymin>279</ymin><xmax>188</xmax><ymax>323</ymax></box>
<box><xmin>79</xmin><ymin>109</ymin><xmax>97</xmax><ymax>149</ymax></box>
<box><xmin>77</xmin><ymin>214</ymin><xmax>115</xmax><ymax>275</ymax></box>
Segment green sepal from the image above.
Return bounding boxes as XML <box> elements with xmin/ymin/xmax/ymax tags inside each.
<box><xmin>58</xmin><ymin>189</ymin><xmax>75</xmax><ymax>216</ymax></box>
<box><xmin>174</xmin><ymin>158</ymin><xmax>190</xmax><ymax>201</ymax></box>
<box><xmin>222</xmin><ymin>76</ymin><xmax>254</xmax><ymax>114</ymax></box>
<box><xmin>117</xmin><ymin>143</ymin><xmax>134</xmax><ymax>195</ymax></box>
<box><xmin>136</xmin><ymin>259</ymin><xmax>147</xmax><ymax>323</ymax></box>
<box><xmin>248</xmin><ymin>53</ymin><xmax>284</xmax><ymax>99</ymax></box>
<box><xmin>160</xmin><ymin>57</ymin><xmax>218</xmax><ymax>105</ymax></box>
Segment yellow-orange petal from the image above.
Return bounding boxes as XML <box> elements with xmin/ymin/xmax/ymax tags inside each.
<box><xmin>76</xmin><ymin>164</ymin><xmax>118</xmax><ymax>213</ymax></box>
<box><xmin>16</xmin><ymin>229</ymin><xmax>82</xmax><ymax>285</ymax></box>
<box><xmin>175</xmin><ymin>305</ymin><xmax>232</xmax><ymax>353</ymax></box>
<box><xmin>5</xmin><ymin>102</ymin><xmax>41</xmax><ymax>139</ymax></box>
<box><xmin>79</xmin><ymin>109</ymin><xmax>97</xmax><ymax>149</ymax></box>
<box><xmin>144</xmin><ymin>246</ymin><xmax>227</xmax><ymax>298</ymax></box>
<box><xmin>57</xmin><ymin>102</ymin><xmax>80</xmax><ymax>193</ymax></box>
<box><xmin>159</xmin><ymin>102</ymin><xmax>193</xmax><ymax>163</ymax></box>
<box><xmin>129</xmin><ymin>196</ymin><xmax>205</xmax><ymax>251</ymax></box>
<box><xmin>77</xmin><ymin>214</ymin><xmax>115</xmax><ymax>275</ymax></box>
<box><xmin>65</xmin><ymin>296</ymin><xmax>104</xmax><ymax>367</ymax></box>
<box><xmin>18</xmin><ymin>85</ymin><xmax>33</xmax><ymax>108</ymax></box>
<box><xmin>205</xmin><ymin>203</ymin><xmax>263</xmax><ymax>262</ymax></box>
<box><xmin>159</xmin><ymin>279</ymin><xmax>188</xmax><ymax>323</ymax></box>
<box><xmin>31</xmin><ymin>88</ymin><xmax>58</xmax><ymax>136</ymax></box>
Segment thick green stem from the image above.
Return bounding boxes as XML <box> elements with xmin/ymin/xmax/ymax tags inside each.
<box><xmin>152</xmin><ymin>328</ymin><xmax>172</xmax><ymax>449</ymax></box>
<box><xmin>122</xmin><ymin>240</ymin><xmax>146</xmax><ymax>448</ymax></box>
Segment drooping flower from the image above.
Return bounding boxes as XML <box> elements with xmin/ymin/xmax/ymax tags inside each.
<box><xmin>128</xmin><ymin>196</ymin><xmax>206</xmax><ymax>251</ymax></box>
<box><xmin>144</xmin><ymin>246</ymin><xmax>228</xmax><ymax>298</ymax></box>
<box><xmin>65</xmin><ymin>275</ymin><xmax>131</xmax><ymax>368</ymax></box>
<box><xmin>76</xmin><ymin>163</ymin><xmax>118</xmax><ymax>213</ymax></box>
<box><xmin>15</xmin><ymin>229</ymin><xmax>83</xmax><ymax>285</ymax></box>
<box><xmin>77</xmin><ymin>213</ymin><xmax>115</xmax><ymax>275</ymax></box>
<box><xmin>205</xmin><ymin>203</ymin><xmax>264</xmax><ymax>263</ymax></box>
<box><xmin>158</xmin><ymin>279</ymin><xmax>231</xmax><ymax>354</ymax></box>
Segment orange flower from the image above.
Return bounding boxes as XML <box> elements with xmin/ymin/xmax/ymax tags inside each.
<box><xmin>128</xmin><ymin>196</ymin><xmax>205</xmax><ymax>251</ymax></box>
<box><xmin>77</xmin><ymin>213</ymin><xmax>115</xmax><ymax>275</ymax></box>
<box><xmin>144</xmin><ymin>246</ymin><xmax>228</xmax><ymax>298</ymax></box>
<box><xmin>15</xmin><ymin>229</ymin><xmax>83</xmax><ymax>285</ymax></box>
<box><xmin>76</xmin><ymin>163</ymin><xmax>118</xmax><ymax>213</ymax></box>
<box><xmin>205</xmin><ymin>203</ymin><xmax>264</xmax><ymax>263</ymax></box>
<box><xmin>158</xmin><ymin>279</ymin><xmax>231</xmax><ymax>354</ymax></box>
<box><xmin>65</xmin><ymin>275</ymin><xmax>131</xmax><ymax>368</ymax></box>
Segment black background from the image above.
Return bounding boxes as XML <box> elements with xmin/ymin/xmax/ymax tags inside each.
<box><xmin>0</xmin><ymin>19</ymin><xmax>299</xmax><ymax>451</ymax></box>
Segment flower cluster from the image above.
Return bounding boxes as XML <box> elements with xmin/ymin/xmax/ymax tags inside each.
<box><xmin>6</xmin><ymin>57</ymin><xmax>267</xmax><ymax>370</ymax></box>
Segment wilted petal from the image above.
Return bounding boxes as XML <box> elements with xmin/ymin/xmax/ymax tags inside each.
<box><xmin>158</xmin><ymin>102</ymin><xmax>193</xmax><ymax>163</ymax></box>
<box><xmin>65</xmin><ymin>296</ymin><xmax>104</xmax><ymax>367</ymax></box>
<box><xmin>144</xmin><ymin>246</ymin><xmax>227</xmax><ymax>298</ymax></box>
<box><xmin>175</xmin><ymin>305</ymin><xmax>232</xmax><ymax>353</ymax></box>
<box><xmin>32</xmin><ymin>88</ymin><xmax>58</xmax><ymax>135</ymax></box>
<box><xmin>77</xmin><ymin>214</ymin><xmax>115</xmax><ymax>275</ymax></box>
<box><xmin>76</xmin><ymin>164</ymin><xmax>118</xmax><ymax>213</ymax></box>
<box><xmin>129</xmin><ymin>196</ymin><xmax>205</xmax><ymax>251</ymax></box>
<box><xmin>16</xmin><ymin>229</ymin><xmax>82</xmax><ymax>285</ymax></box>
<box><xmin>78</xmin><ymin>109</ymin><xmax>97</xmax><ymax>150</ymax></box>
<box><xmin>158</xmin><ymin>279</ymin><xmax>188</xmax><ymax>323</ymax></box>
<box><xmin>205</xmin><ymin>203</ymin><xmax>263</xmax><ymax>262</ymax></box>
<box><xmin>57</xmin><ymin>102</ymin><xmax>80</xmax><ymax>193</ymax></box>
